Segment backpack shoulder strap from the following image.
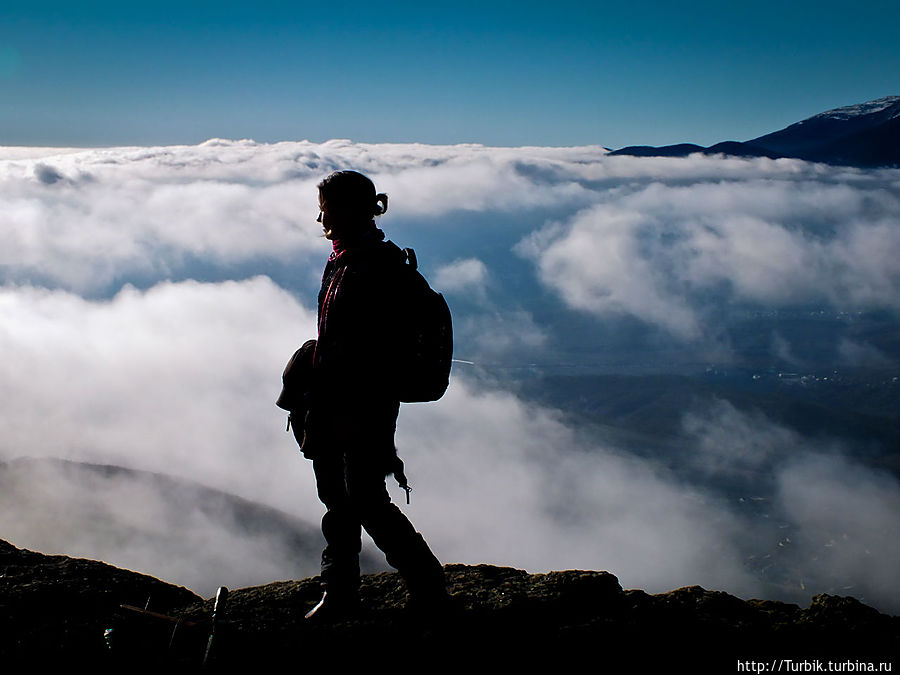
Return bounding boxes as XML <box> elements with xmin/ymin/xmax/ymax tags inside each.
<box><xmin>382</xmin><ymin>240</ymin><xmax>420</xmax><ymax>272</ymax></box>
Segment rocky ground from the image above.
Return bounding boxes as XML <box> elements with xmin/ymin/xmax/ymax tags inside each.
<box><xmin>1</xmin><ymin>539</ymin><xmax>897</xmax><ymax>670</ymax></box>
<box><xmin>0</xmin><ymin>538</ymin><xmax>199</xmax><ymax>663</ymax></box>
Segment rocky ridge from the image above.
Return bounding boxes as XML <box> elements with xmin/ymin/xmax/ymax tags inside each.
<box><xmin>1</xmin><ymin>539</ymin><xmax>896</xmax><ymax>670</ymax></box>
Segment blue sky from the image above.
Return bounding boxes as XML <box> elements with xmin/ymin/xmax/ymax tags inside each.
<box><xmin>1</xmin><ymin>0</ymin><xmax>898</xmax><ymax>148</ymax></box>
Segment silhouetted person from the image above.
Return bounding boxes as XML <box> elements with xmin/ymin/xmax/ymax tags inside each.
<box><xmin>299</xmin><ymin>170</ymin><xmax>446</xmax><ymax>620</ymax></box>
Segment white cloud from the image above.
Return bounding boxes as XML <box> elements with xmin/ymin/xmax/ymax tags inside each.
<box><xmin>0</xmin><ymin>458</ymin><xmax>325</xmax><ymax>596</ymax></box>
<box><xmin>0</xmin><ymin>140</ymin><xmax>602</xmax><ymax>291</ymax></box>
<box><xmin>433</xmin><ymin>258</ymin><xmax>489</xmax><ymax>296</ymax></box>
<box><xmin>519</xmin><ymin>171</ymin><xmax>900</xmax><ymax>339</ymax></box>
<box><xmin>776</xmin><ymin>452</ymin><xmax>900</xmax><ymax>605</ymax></box>
<box><xmin>396</xmin><ymin>379</ymin><xmax>759</xmax><ymax>597</ymax></box>
<box><xmin>0</xmin><ymin>277</ymin><xmax>317</xmax><ymax>509</ymax></box>
<box><xmin>517</xmin><ymin>209</ymin><xmax>702</xmax><ymax>339</ymax></box>
<box><xmin>5</xmin><ymin>142</ymin><xmax>898</xmax><ymax>346</ymax></box>
<box><xmin>0</xmin><ymin>171</ymin><xmax>327</xmax><ymax>291</ymax></box>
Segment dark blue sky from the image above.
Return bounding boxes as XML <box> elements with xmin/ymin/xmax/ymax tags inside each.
<box><xmin>1</xmin><ymin>0</ymin><xmax>898</xmax><ymax>147</ymax></box>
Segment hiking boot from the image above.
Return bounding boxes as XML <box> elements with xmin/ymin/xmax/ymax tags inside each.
<box><xmin>304</xmin><ymin>591</ymin><xmax>361</xmax><ymax>622</ymax></box>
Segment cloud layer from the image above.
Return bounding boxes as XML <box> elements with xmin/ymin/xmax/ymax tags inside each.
<box><xmin>1</xmin><ymin>140</ymin><xmax>898</xmax><ymax>611</ymax></box>
<box><xmin>4</xmin><ymin>141</ymin><xmax>897</xmax><ymax>361</ymax></box>
<box><xmin>1</xmin><ymin>276</ymin><xmax>896</xmax><ymax>610</ymax></box>
<box><xmin>518</xmin><ymin>173</ymin><xmax>900</xmax><ymax>339</ymax></box>
<box><xmin>0</xmin><ymin>277</ymin><xmax>760</xmax><ymax>598</ymax></box>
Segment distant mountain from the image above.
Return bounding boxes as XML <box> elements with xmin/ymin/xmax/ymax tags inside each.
<box><xmin>750</xmin><ymin>96</ymin><xmax>900</xmax><ymax>167</ymax></box>
<box><xmin>0</xmin><ymin>458</ymin><xmax>382</xmax><ymax>594</ymax></box>
<box><xmin>607</xmin><ymin>142</ymin><xmax>707</xmax><ymax>158</ymax></box>
<box><xmin>611</xmin><ymin>141</ymin><xmax>783</xmax><ymax>160</ymax></box>
<box><xmin>610</xmin><ymin>96</ymin><xmax>900</xmax><ymax>167</ymax></box>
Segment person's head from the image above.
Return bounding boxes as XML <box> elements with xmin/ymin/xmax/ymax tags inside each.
<box><xmin>316</xmin><ymin>170</ymin><xmax>388</xmax><ymax>240</ymax></box>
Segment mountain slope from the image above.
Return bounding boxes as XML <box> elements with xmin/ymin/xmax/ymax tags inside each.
<box><xmin>750</xmin><ymin>96</ymin><xmax>900</xmax><ymax>163</ymax></box>
<box><xmin>610</xmin><ymin>96</ymin><xmax>900</xmax><ymax>167</ymax></box>
<box><xmin>0</xmin><ymin>458</ymin><xmax>384</xmax><ymax>595</ymax></box>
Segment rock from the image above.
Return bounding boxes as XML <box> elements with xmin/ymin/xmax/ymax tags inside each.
<box><xmin>1</xmin><ymin>539</ymin><xmax>897</xmax><ymax>670</ymax></box>
<box><xmin>0</xmin><ymin>539</ymin><xmax>199</xmax><ymax>664</ymax></box>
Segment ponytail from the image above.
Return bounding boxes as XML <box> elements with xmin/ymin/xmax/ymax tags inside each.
<box><xmin>374</xmin><ymin>193</ymin><xmax>388</xmax><ymax>216</ymax></box>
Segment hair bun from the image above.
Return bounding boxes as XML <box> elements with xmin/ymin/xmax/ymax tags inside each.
<box><xmin>374</xmin><ymin>193</ymin><xmax>388</xmax><ymax>216</ymax></box>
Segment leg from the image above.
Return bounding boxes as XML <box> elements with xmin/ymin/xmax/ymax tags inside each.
<box><xmin>344</xmin><ymin>450</ymin><xmax>446</xmax><ymax>600</ymax></box>
<box><xmin>313</xmin><ymin>452</ymin><xmax>362</xmax><ymax>597</ymax></box>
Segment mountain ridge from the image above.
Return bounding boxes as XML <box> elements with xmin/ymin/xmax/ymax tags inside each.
<box><xmin>0</xmin><ymin>457</ymin><xmax>382</xmax><ymax>596</ymax></box>
<box><xmin>610</xmin><ymin>96</ymin><xmax>900</xmax><ymax>167</ymax></box>
<box><xmin>1</xmin><ymin>539</ymin><xmax>897</xmax><ymax>668</ymax></box>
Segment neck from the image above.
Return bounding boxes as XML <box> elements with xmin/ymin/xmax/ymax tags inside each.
<box><xmin>331</xmin><ymin>221</ymin><xmax>384</xmax><ymax>253</ymax></box>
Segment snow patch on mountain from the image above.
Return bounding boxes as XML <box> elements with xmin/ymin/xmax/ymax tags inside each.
<box><xmin>810</xmin><ymin>96</ymin><xmax>900</xmax><ymax>121</ymax></box>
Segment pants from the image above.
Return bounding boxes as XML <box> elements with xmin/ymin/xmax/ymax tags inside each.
<box><xmin>312</xmin><ymin>446</ymin><xmax>444</xmax><ymax>598</ymax></box>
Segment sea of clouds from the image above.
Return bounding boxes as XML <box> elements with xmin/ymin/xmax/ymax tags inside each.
<box><xmin>1</xmin><ymin>140</ymin><xmax>898</xmax><ymax>610</ymax></box>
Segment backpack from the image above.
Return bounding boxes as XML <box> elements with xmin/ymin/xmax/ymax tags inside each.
<box><xmin>393</xmin><ymin>246</ymin><xmax>453</xmax><ymax>403</ymax></box>
<box><xmin>277</xmin><ymin>244</ymin><xmax>452</xmax><ymax>411</ymax></box>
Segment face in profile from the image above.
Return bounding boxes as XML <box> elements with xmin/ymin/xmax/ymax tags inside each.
<box><xmin>317</xmin><ymin>193</ymin><xmax>340</xmax><ymax>240</ymax></box>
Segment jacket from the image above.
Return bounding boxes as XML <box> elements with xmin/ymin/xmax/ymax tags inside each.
<box><xmin>301</xmin><ymin>229</ymin><xmax>407</xmax><ymax>461</ymax></box>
